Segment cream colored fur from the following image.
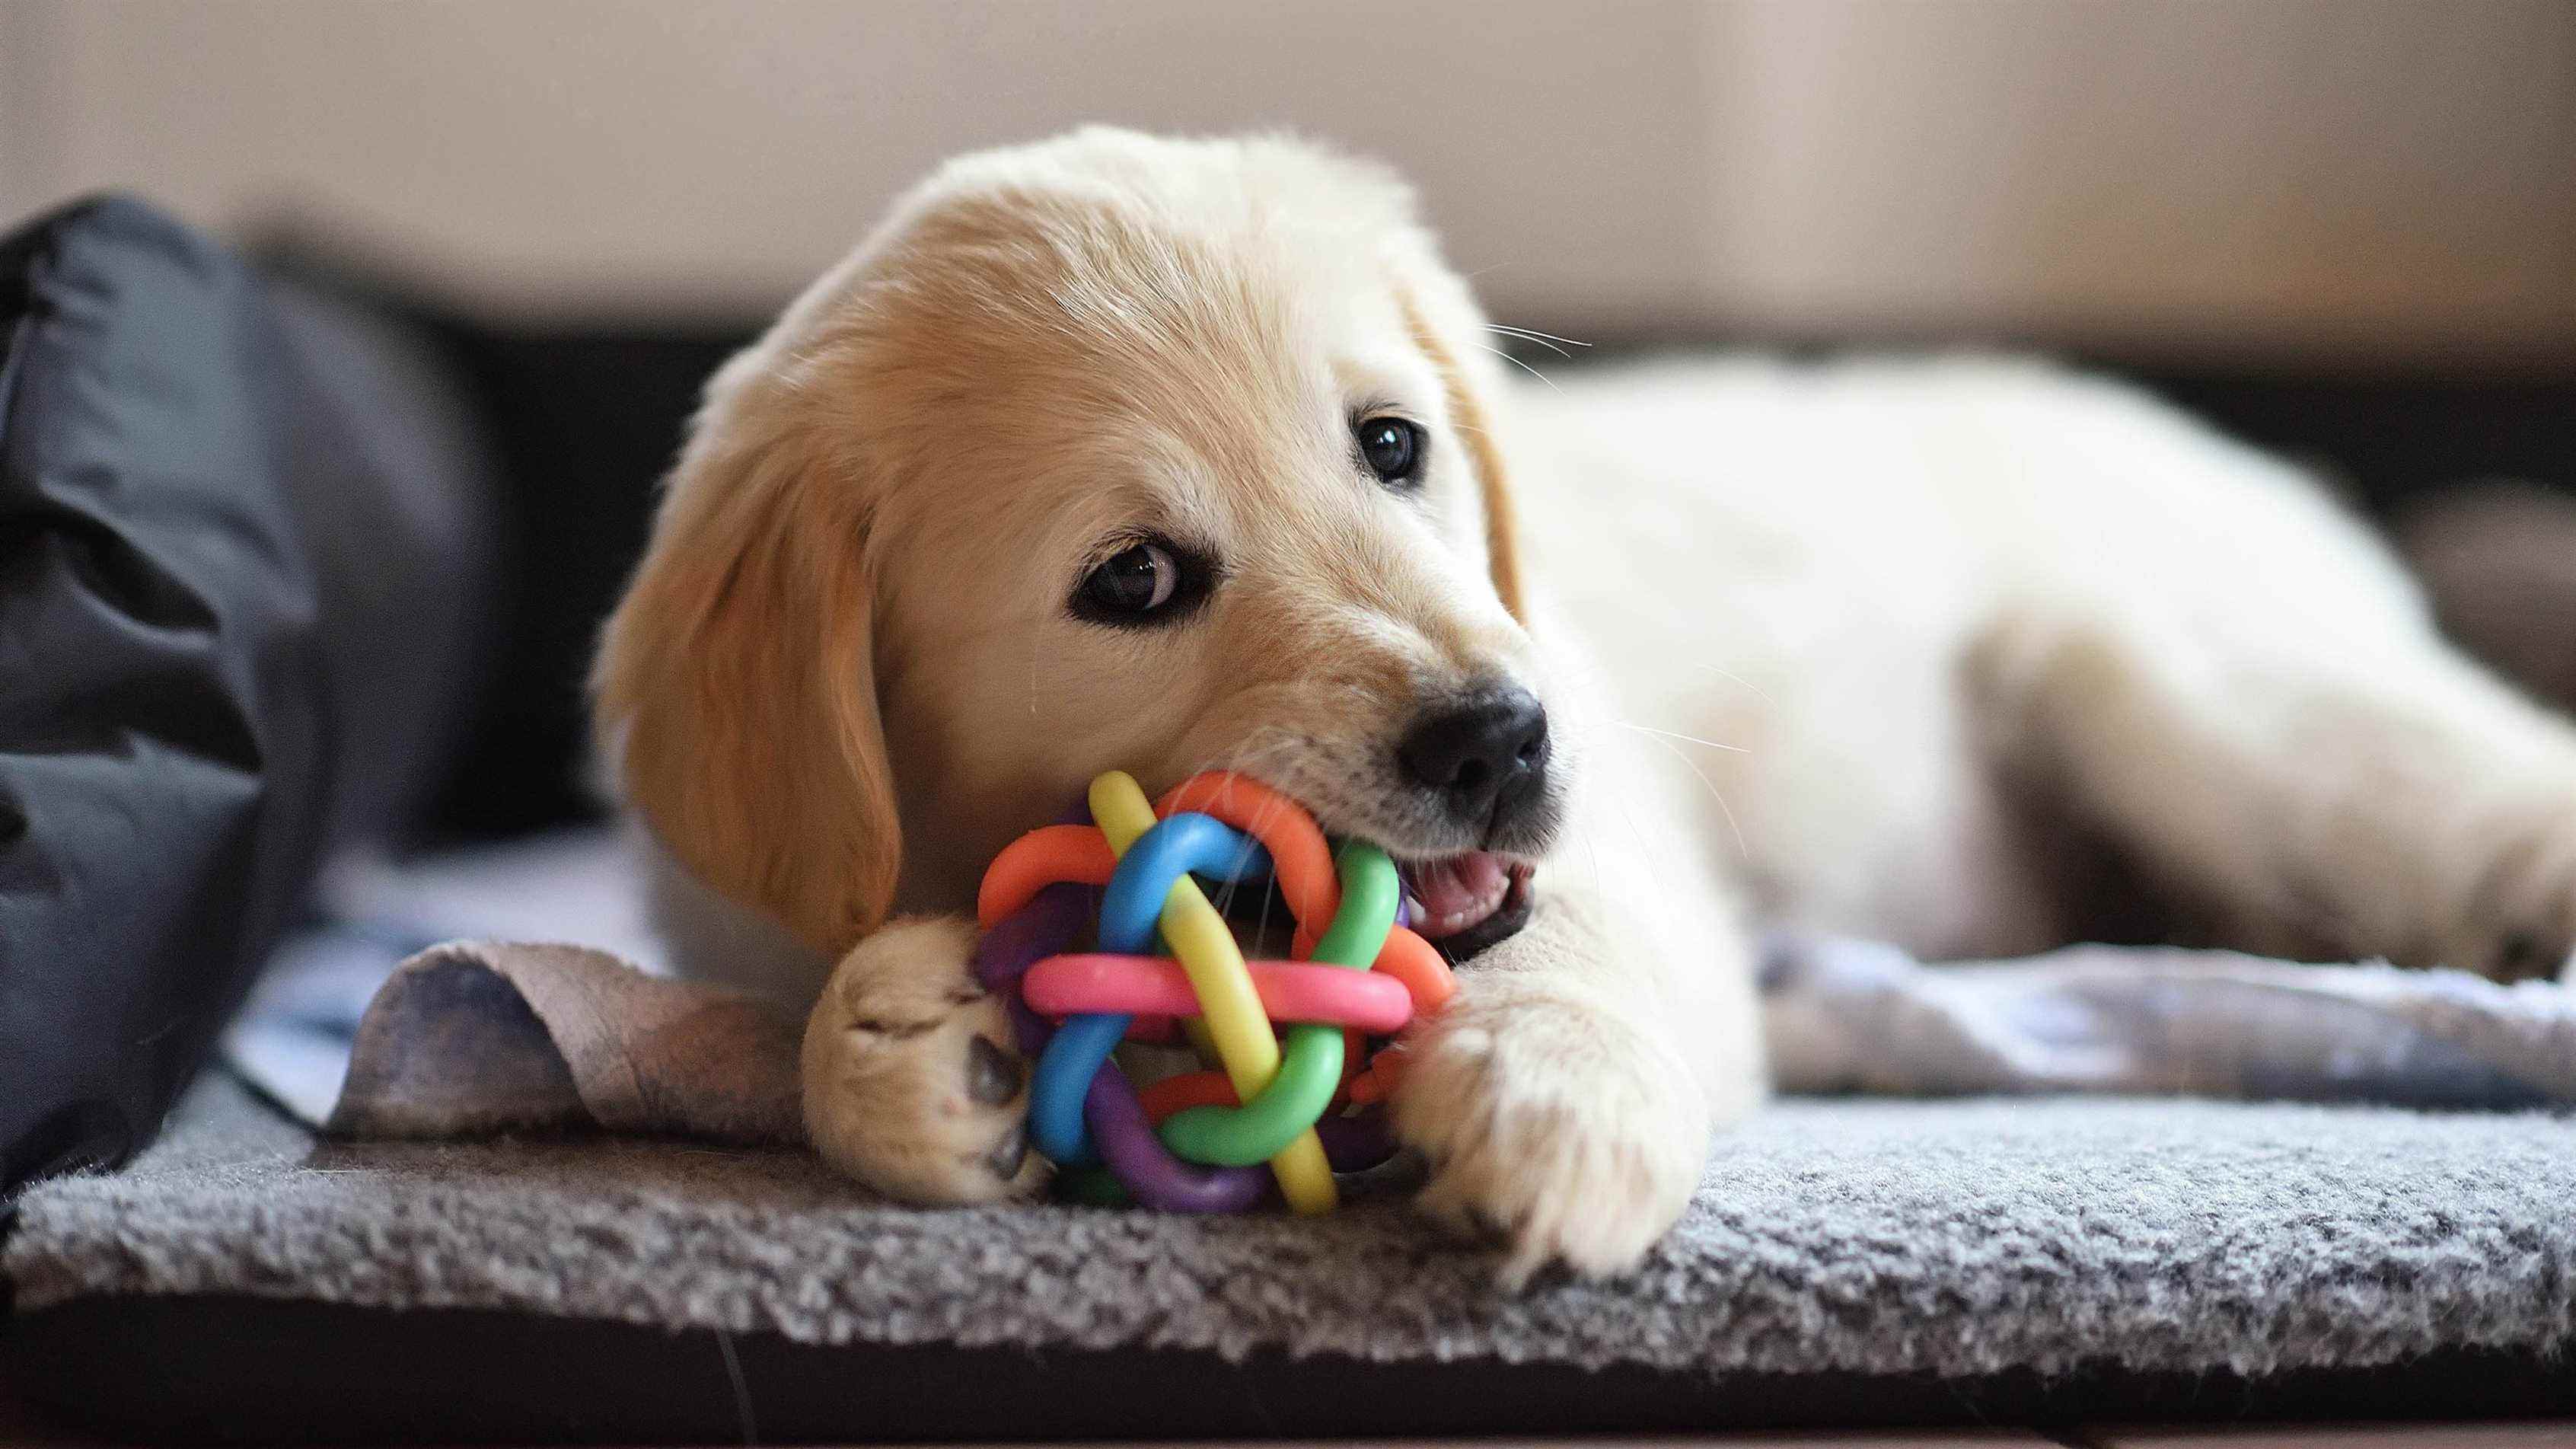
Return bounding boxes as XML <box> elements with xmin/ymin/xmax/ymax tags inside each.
<box><xmin>596</xmin><ymin>129</ymin><xmax>2576</xmax><ymax>1282</ymax></box>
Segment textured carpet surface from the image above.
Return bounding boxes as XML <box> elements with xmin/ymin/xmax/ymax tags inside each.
<box><xmin>9</xmin><ymin>1074</ymin><xmax>2574</xmax><ymax>1382</ymax></box>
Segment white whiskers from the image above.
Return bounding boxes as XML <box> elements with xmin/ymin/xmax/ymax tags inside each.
<box><xmin>1486</xmin><ymin>324</ymin><xmax>1592</xmax><ymax>361</ymax></box>
<box><xmin>1690</xmin><ymin>660</ymin><xmax>1775</xmax><ymax>706</ymax></box>
<box><xmin>1628</xmin><ymin>728</ymin><xmax>1751</xmax><ymax>862</ymax></box>
<box><xmin>1471</xmin><ymin>341</ymin><xmax>1561</xmax><ymax>394</ymax></box>
<box><xmin>1617</xmin><ymin>720</ymin><xmax>1749</xmax><ymax>754</ymax></box>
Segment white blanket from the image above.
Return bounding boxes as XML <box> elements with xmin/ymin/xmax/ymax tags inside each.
<box><xmin>221</xmin><ymin>831</ymin><xmax>2576</xmax><ymax>1134</ymax></box>
<box><xmin>1764</xmin><ymin>934</ymin><xmax>2576</xmax><ymax>1109</ymax></box>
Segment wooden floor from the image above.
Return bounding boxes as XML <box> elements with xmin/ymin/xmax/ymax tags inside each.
<box><xmin>2079</xmin><ymin>1430</ymin><xmax>2576</xmax><ymax>1447</ymax></box>
<box><xmin>8</xmin><ymin>1356</ymin><xmax>2574</xmax><ymax>1449</ymax></box>
<box><xmin>21</xmin><ymin>1415</ymin><xmax>2576</xmax><ymax>1447</ymax></box>
<box><xmin>11</xmin><ymin>1403</ymin><xmax>2576</xmax><ymax>1444</ymax></box>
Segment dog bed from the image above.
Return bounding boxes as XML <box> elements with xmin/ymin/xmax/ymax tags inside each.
<box><xmin>17</xmin><ymin>827</ymin><xmax>2576</xmax><ymax>1441</ymax></box>
<box><xmin>11</xmin><ymin>1068</ymin><xmax>2576</xmax><ymax>1441</ymax></box>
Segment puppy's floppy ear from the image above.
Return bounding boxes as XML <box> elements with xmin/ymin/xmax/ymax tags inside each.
<box><xmin>593</xmin><ymin>370</ymin><xmax>901</xmax><ymax>956</ymax></box>
<box><xmin>1400</xmin><ymin>287</ymin><xmax>1527</xmax><ymax>625</ymax></box>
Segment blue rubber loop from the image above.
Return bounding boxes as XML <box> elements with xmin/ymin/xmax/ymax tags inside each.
<box><xmin>1097</xmin><ymin>812</ymin><xmax>1269</xmax><ymax>953</ymax></box>
<box><xmin>1028</xmin><ymin>1014</ymin><xmax>1120</xmax><ymax>1167</ymax></box>
<box><xmin>1025</xmin><ymin>812</ymin><xmax>1269</xmax><ymax>1166</ymax></box>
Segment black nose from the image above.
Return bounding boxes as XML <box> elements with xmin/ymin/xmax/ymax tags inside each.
<box><xmin>1397</xmin><ymin>687</ymin><xmax>1550</xmax><ymax>828</ymax></box>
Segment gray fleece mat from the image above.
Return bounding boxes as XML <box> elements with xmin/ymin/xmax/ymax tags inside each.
<box><xmin>11</xmin><ymin>1074</ymin><xmax>2574</xmax><ymax>1383</ymax></box>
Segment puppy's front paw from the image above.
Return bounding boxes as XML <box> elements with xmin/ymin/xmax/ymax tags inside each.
<box><xmin>1391</xmin><ymin>978</ymin><xmax>1710</xmax><ymax>1285</ymax></box>
<box><xmin>801</xmin><ymin>916</ymin><xmax>1047</xmax><ymax>1204</ymax></box>
<box><xmin>2439</xmin><ymin>806</ymin><xmax>2576</xmax><ymax>983</ymax></box>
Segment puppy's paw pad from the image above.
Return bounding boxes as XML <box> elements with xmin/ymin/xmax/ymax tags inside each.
<box><xmin>966</xmin><ymin>1034</ymin><xmax>1023</xmax><ymax>1105</ymax></box>
<box><xmin>2485</xmin><ymin>930</ymin><xmax>2573</xmax><ymax>983</ymax></box>
<box><xmin>2442</xmin><ymin>815</ymin><xmax>2576</xmax><ymax>983</ymax></box>
<box><xmin>801</xmin><ymin>918</ymin><xmax>1048</xmax><ymax>1204</ymax></box>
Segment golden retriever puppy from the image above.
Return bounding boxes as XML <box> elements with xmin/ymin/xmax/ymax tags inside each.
<box><xmin>598</xmin><ymin>128</ymin><xmax>2576</xmax><ymax>1279</ymax></box>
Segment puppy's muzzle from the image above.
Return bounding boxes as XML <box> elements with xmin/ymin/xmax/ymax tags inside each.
<box><xmin>1397</xmin><ymin>684</ymin><xmax>1551</xmax><ymax>844</ymax></box>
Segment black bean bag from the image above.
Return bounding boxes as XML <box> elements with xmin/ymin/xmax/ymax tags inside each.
<box><xmin>0</xmin><ymin>197</ymin><xmax>491</xmax><ymax>1196</ymax></box>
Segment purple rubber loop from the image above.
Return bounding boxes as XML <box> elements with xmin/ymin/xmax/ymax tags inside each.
<box><xmin>971</xmin><ymin>882</ymin><xmax>1089</xmax><ymax>1055</ymax></box>
<box><xmin>1085</xmin><ymin>1069</ymin><xmax>1269</xmax><ymax>1211</ymax></box>
<box><xmin>974</xmin><ymin>803</ymin><xmax>1098</xmax><ymax>1053</ymax></box>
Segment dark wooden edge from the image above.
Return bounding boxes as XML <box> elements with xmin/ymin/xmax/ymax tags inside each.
<box><xmin>5</xmin><ymin>1293</ymin><xmax>2574</xmax><ymax>1445</ymax></box>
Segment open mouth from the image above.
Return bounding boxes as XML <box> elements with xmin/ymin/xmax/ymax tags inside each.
<box><xmin>1399</xmin><ymin>852</ymin><xmax>1535</xmax><ymax>962</ymax></box>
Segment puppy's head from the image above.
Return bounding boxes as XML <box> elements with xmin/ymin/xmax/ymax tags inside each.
<box><xmin>595</xmin><ymin>129</ymin><xmax>1559</xmax><ymax>962</ymax></box>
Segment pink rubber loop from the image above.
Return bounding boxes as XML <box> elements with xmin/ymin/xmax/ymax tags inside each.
<box><xmin>1022</xmin><ymin>953</ymin><xmax>1414</xmax><ymax>1036</ymax></box>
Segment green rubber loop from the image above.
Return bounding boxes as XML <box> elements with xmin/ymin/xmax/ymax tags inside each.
<box><xmin>1154</xmin><ymin>841</ymin><xmax>1401</xmax><ymax>1166</ymax></box>
<box><xmin>1312</xmin><ymin>841</ymin><xmax>1400</xmax><ymax>969</ymax></box>
<box><xmin>1156</xmin><ymin>1023</ymin><xmax>1344</xmax><ymax>1165</ymax></box>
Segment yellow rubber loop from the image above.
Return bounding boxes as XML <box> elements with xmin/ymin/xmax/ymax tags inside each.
<box><xmin>1088</xmin><ymin>771</ymin><xmax>1337</xmax><ymax>1213</ymax></box>
<box><xmin>1180</xmin><ymin>1016</ymin><xmax>1221</xmax><ymax>1062</ymax></box>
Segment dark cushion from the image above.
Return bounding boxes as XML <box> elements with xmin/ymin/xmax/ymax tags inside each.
<box><xmin>0</xmin><ymin>197</ymin><xmax>489</xmax><ymax>1195</ymax></box>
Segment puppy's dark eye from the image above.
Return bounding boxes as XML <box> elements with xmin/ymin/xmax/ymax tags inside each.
<box><xmin>1354</xmin><ymin>415</ymin><xmax>1424</xmax><ymax>487</ymax></box>
<box><xmin>1073</xmin><ymin>538</ymin><xmax>1207</xmax><ymax>626</ymax></box>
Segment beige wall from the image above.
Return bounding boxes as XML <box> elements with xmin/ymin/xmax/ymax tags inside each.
<box><xmin>5</xmin><ymin>0</ymin><xmax>2571</xmax><ymax>366</ymax></box>
<box><xmin>1700</xmin><ymin>0</ymin><xmax>2576</xmax><ymax>361</ymax></box>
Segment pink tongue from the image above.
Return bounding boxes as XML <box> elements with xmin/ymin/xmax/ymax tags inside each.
<box><xmin>1409</xmin><ymin>852</ymin><xmax>1509</xmax><ymax>936</ymax></box>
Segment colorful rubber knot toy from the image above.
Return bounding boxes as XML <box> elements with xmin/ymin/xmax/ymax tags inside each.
<box><xmin>971</xmin><ymin>769</ymin><xmax>1455</xmax><ymax>1213</ymax></box>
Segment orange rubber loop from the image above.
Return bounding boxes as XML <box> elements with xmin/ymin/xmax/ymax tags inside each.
<box><xmin>977</xmin><ymin>825</ymin><xmax>1116</xmax><ymax>927</ymax></box>
<box><xmin>1345</xmin><ymin>1048</ymin><xmax>1407</xmax><ymax>1105</ymax></box>
<box><xmin>1343</xmin><ymin>930</ymin><xmax>1449</xmax><ymax>1105</ymax></box>
<box><xmin>1369</xmin><ymin>926</ymin><xmax>1456</xmax><ymax>1013</ymax></box>
<box><xmin>1137</xmin><ymin>1070</ymin><xmax>1241</xmax><ymax>1124</ymax></box>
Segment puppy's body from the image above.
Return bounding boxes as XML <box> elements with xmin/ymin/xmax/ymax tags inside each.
<box><xmin>1532</xmin><ymin>355</ymin><xmax>2576</xmax><ymax>980</ymax></box>
<box><xmin>600</xmin><ymin>129</ymin><xmax>2576</xmax><ymax>1281</ymax></box>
